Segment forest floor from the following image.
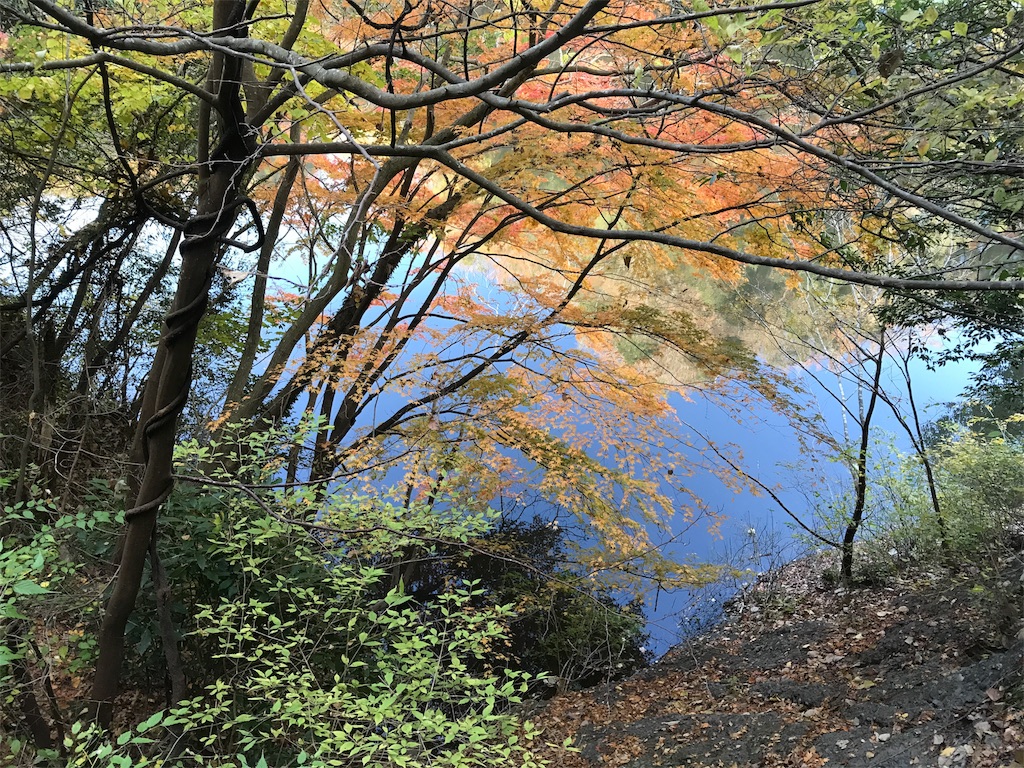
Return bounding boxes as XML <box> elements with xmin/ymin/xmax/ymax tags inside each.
<box><xmin>529</xmin><ymin>544</ymin><xmax>1024</xmax><ymax>768</ymax></box>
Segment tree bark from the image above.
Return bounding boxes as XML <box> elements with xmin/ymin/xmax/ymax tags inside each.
<box><xmin>222</xmin><ymin>131</ymin><xmax>301</xmax><ymax>411</ymax></box>
<box><xmin>88</xmin><ymin>0</ymin><xmax>257</xmax><ymax>727</ymax></box>
<box><xmin>6</xmin><ymin>622</ymin><xmax>52</xmax><ymax>750</ymax></box>
<box><xmin>840</xmin><ymin>330</ymin><xmax>885</xmax><ymax>585</ymax></box>
<box><xmin>900</xmin><ymin>354</ymin><xmax>950</xmax><ymax>555</ymax></box>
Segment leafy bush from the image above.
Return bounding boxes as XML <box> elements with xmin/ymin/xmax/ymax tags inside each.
<box><xmin>410</xmin><ymin>518</ymin><xmax>651</xmax><ymax>692</ymax></box>
<box><xmin>158</xmin><ymin>501</ymin><xmax>542</xmax><ymax>767</ymax></box>
<box><xmin>1</xmin><ymin>495</ymin><xmax>96</xmax><ymax>765</ymax></box>
<box><xmin>792</xmin><ymin>421</ymin><xmax>1024</xmax><ymax>584</ymax></box>
<box><xmin>1</xmin><ymin>427</ymin><xmax>550</xmax><ymax>767</ymax></box>
<box><xmin>853</xmin><ymin>423</ymin><xmax>1024</xmax><ymax>569</ymax></box>
<box><xmin>929</xmin><ymin>426</ymin><xmax>1024</xmax><ymax>555</ymax></box>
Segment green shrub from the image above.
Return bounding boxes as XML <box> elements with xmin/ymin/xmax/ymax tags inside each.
<box><xmin>158</xmin><ymin>502</ymin><xmax>542</xmax><ymax>767</ymax></box>
<box><xmin>1</xmin><ymin>424</ymin><xmax>549</xmax><ymax>767</ymax></box>
<box><xmin>409</xmin><ymin>518</ymin><xmax>651</xmax><ymax>692</ymax></box>
<box><xmin>795</xmin><ymin>423</ymin><xmax>1024</xmax><ymax>581</ymax></box>
<box><xmin>857</xmin><ymin>424</ymin><xmax>1024</xmax><ymax>568</ymax></box>
<box><xmin>931</xmin><ymin>427</ymin><xmax>1024</xmax><ymax>554</ymax></box>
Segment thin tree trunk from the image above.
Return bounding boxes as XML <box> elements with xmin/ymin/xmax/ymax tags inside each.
<box><xmin>149</xmin><ymin>529</ymin><xmax>187</xmax><ymax>751</ymax></box>
<box><xmin>223</xmin><ymin>130</ymin><xmax>301</xmax><ymax>411</ymax></box>
<box><xmin>6</xmin><ymin>623</ymin><xmax>52</xmax><ymax>750</ymax></box>
<box><xmin>900</xmin><ymin>353</ymin><xmax>950</xmax><ymax>555</ymax></box>
<box><xmin>841</xmin><ymin>329</ymin><xmax>885</xmax><ymax>585</ymax></box>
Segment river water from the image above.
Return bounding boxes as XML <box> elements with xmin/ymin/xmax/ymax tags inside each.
<box><xmin>640</xmin><ymin>352</ymin><xmax>979</xmax><ymax>655</ymax></box>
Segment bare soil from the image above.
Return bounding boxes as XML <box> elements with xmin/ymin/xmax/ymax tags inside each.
<box><xmin>530</xmin><ymin>547</ymin><xmax>1024</xmax><ymax>768</ymax></box>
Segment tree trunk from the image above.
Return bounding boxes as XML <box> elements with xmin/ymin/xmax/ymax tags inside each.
<box><xmin>6</xmin><ymin>622</ymin><xmax>52</xmax><ymax>750</ymax></box>
<box><xmin>89</xmin><ymin>0</ymin><xmax>256</xmax><ymax>726</ymax></box>
<box><xmin>900</xmin><ymin>356</ymin><xmax>950</xmax><ymax>555</ymax></box>
<box><xmin>840</xmin><ymin>330</ymin><xmax>885</xmax><ymax>586</ymax></box>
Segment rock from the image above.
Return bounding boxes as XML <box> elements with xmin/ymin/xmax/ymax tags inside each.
<box><xmin>751</xmin><ymin>678</ymin><xmax>833</xmax><ymax>708</ymax></box>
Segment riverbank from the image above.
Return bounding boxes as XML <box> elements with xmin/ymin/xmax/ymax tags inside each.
<box><xmin>529</xmin><ymin>545</ymin><xmax>1024</xmax><ymax>767</ymax></box>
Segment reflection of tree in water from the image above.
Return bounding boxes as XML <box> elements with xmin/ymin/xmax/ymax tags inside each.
<box><xmin>562</xmin><ymin>254</ymin><xmax>852</xmax><ymax>389</ymax></box>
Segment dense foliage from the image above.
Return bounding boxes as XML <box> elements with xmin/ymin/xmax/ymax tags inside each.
<box><xmin>2</xmin><ymin>434</ymin><xmax>543</xmax><ymax>766</ymax></box>
<box><xmin>408</xmin><ymin>517</ymin><xmax>651</xmax><ymax>691</ymax></box>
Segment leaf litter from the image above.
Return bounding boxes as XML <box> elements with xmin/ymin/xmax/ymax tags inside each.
<box><xmin>527</xmin><ymin>547</ymin><xmax>1023</xmax><ymax>768</ymax></box>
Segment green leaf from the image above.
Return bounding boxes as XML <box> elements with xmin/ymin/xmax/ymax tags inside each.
<box><xmin>12</xmin><ymin>580</ymin><xmax>49</xmax><ymax>595</ymax></box>
<box><xmin>0</xmin><ymin>603</ymin><xmax>29</xmax><ymax>620</ymax></box>
<box><xmin>923</xmin><ymin>6</ymin><xmax>938</xmax><ymax>24</ymax></box>
<box><xmin>137</xmin><ymin>711</ymin><xmax>164</xmax><ymax>733</ymax></box>
<box><xmin>954</xmin><ymin>21</ymin><xmax>968</xmax><ymax>35</ymax></box>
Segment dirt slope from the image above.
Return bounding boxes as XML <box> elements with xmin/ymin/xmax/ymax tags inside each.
<box><xmin>530</xmin><ymin>550</ymin><xmax>1024</xmax><ymax>768</ymax></box>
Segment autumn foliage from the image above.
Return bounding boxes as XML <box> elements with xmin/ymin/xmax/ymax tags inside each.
<box><xmin>1</xmin><ymin>0</ymin><xmax>1023</xmax><ymax>759</ymax></box>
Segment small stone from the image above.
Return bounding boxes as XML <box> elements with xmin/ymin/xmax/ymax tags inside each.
<box><xmin>877</xmin><ymin>732</ymin><xmax>891</xmax><ymax>742</ymax></box>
